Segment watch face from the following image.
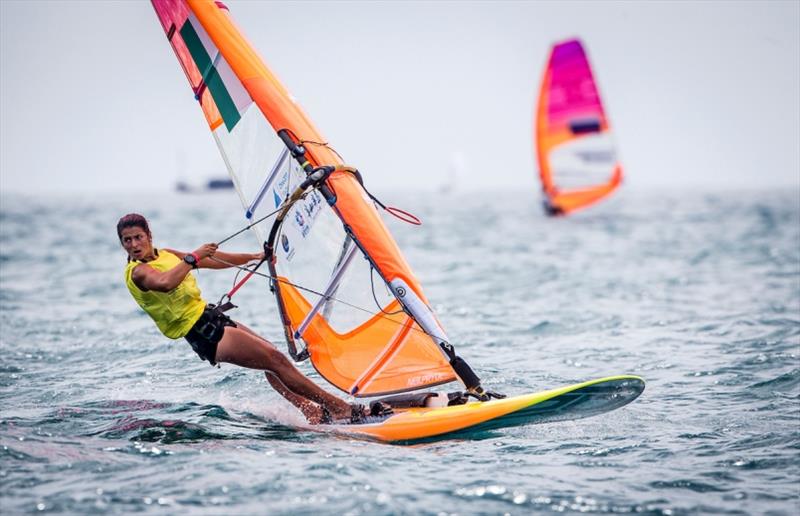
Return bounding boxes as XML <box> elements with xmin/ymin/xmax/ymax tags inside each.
<box><xmin>184</xmin><ymin>254</ymin><xmax>196</xmax><ymax>265</ymax></box>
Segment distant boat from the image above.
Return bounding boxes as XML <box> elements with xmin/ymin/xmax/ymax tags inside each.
<box><xmin>175</xmin><ymin>177</ymin><xmax>234</xmax><ymax>192</ymax></box>
<box><xmin>205</xmin><ymin>178</ymin><xmax>234</xmax><ymax>190</ymax></box>
<box><xmin>535</xmin><ymin>38</ymin><xmax>622</xmax><ymax>216</ymax></box>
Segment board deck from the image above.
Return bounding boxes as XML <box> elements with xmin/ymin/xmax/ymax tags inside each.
<box><xmin>321</xmin><ymin>375</ymin><xmax>645</xmax><ymax>443</ymax></box>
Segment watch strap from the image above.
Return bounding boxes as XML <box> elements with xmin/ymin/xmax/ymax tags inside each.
<box><xmin>184</xmin><ymin>252</ymin><xmax>200</xmax><ymax>269</ymax></box>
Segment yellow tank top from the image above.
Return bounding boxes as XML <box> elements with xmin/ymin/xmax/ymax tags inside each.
<box><xmin>125</xmin><ymin>249</ymin><xmax>206</xmax><ymax>339</ymax></box>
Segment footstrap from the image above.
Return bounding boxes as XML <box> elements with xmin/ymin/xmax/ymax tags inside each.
<box><xmin>371</xmin><ymin>392</ymin><xmax>437</xmax><ymax>410</ymax></box>
<box><xmin>447</xmin><ymin>389</ymin><xmax>506</xmax><ymax>405</ymax></box>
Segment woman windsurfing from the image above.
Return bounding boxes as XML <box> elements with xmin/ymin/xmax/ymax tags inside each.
<box><xmin>117</xmin><ymin>213</ymin><xmax>370</xmax><ymax>424</ymax></box>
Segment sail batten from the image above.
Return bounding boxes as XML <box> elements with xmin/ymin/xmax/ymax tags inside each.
<box><xmin>294</xmin><ymin>242</ymin><xmax>359</xmax><ymax>340</ymax></box>
<box><xmin>246</xmin><ymin>147</ymin><xmax>289</xmax><ymax>220</ymax></box>
<box><xmin>535</xmin><ymin>38</ymin><xmax>622</xmax><ymax>215</ymax></box>
<box><xmin>152</xmin><ymin>0</ymin><xmax>458</xmax><ymax>397</ymax></box>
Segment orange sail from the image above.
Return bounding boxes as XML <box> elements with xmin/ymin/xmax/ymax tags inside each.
<box><xmin>151</xmin><ymin>0</ymin><xmax>477</xmax><ymax>397</ymax></box>
<box><xmin>535</xmin><ymin>38</ymin><xmax>623</xmax><ymax>216</ymax></box>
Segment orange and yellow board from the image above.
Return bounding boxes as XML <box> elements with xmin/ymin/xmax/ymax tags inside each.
<box><xmin>323</xmin><ymin>375</ymin><xmax>645</xmax><ymax>443</ymax></box>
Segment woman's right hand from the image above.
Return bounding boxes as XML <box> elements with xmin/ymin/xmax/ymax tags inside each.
<box><xmin>193</xmin><ymin>243</ymin><xmax>218</xmax><ymax>260</ymax></box>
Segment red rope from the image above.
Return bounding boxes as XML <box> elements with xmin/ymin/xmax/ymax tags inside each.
<box><xmin>384</xmin><ymin>206</ymin><xmax>422</xmax><ymax>225</ymax></box>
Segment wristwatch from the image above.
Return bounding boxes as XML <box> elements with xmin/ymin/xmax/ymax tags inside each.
<box><xmin>183</xmin><ymin>253</ymin><xmax>199</xmax><ymax>269</ymax></box>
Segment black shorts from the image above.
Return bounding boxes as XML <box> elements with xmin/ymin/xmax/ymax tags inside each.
<box><xmin>184</xmin><ymin>305</ymin><xmax>237</xmax><ymax>366</ymax></box>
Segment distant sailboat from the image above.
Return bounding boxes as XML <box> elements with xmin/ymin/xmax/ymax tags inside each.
<box><xmin>173</xmin><ymin>148</ymin><xmax>233</xmax><ymax>192</ymax></box>
<box><xmin>175</xmin><ymin>177</ymin><xmax>234</xmax><ymax>192</ymax></box>
<box><xmin>535</xmin><ymin>38</ymin><xmax>622</xmax><ymax>216</ymax></box>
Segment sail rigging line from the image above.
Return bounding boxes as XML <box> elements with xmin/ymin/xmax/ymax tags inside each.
<box><xmin>328</xmin><ymin>166</ymin><xmax>423</xmax><ymax>226</ymax></box>
<box><xmin>294</xmin><ymin>241</ymin><xmax>359</xmax><ymax>340</ymax></box>
<box><xmin>259</xmin><ymin>139</ymin><xmax>422</xmax><ymax>333</ymax></box>
<box><xmin>215</xmin><ymin>203</ymin><xmax>284</xmax><ymax>247</ymax></box>
<box><xmin>295</xmin><ymin>138</ymin><xmax>344</xmax><ymax>162</ymax></box>
<box><xmin>283</xmin><ymin>129</ymin><xmax>422</xmax><ymax>226</ymax></box>
<box><xmin>370</xmin><ymin>265</ymin><xmax>404</xmax><ymax>316</ymax></box>
<box><xmin>215</xmin><ymin>257</ymin><xmax>265</xmax><ymax>308</ymax></box>
<box><xmin>335</xmin><ymin>166</ymin><xmax>423</xmax><ymax>225</ymax></box>
<box><xmin>208</xmin><ymin>194</ymin><xmax>301</xmax><ymax>306</ymax></box>
<box><xmin>212</xmin><ymin>184</ymin><xmax>321</xmax><ymax>306</ymax></box>
<box><xmin>207</xmin><ymin>254</ymin><xmax>459</xmax><ymax>349</ymax></box>
<box><xmin>207</xmin><ymin>166</ymin><xmax>345</xmax><ymax>312</ymax></box>
<box><xmin>207</xmin><ymin>179</ymin><xmax>402</xmax><ymax>320</ymax></box>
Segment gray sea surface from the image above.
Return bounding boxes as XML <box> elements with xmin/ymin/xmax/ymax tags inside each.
<box><xmin>1</xmin><ymin>187</ymin><xmax>798</xmax><ymax>514</ymax></box>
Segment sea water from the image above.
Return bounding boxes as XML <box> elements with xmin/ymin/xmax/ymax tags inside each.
<box><xmin>1</xmin><ymin>187</ymin><xmax>798</xmax><ymax>514</ymax></box>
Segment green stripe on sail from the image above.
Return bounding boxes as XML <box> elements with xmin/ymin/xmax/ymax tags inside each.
<box><xmin>180</xmin><ymin>20</ymin><xmax>241</xmax><ymax>131</ymax></box>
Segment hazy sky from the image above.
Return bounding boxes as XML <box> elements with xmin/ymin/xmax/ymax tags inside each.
<box><xmin>1</xmin><ymin>0</ymin><xmax>798</xmax><ymax>194</ymax></box>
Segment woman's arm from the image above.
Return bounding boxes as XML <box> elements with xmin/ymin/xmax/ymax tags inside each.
<box><xmin>135</xmin><ymin>244</ymin><xmax>218</xmax><ymax>292</ymax></box>
<box><xmin>198</xmin><ymin>249</ymin><xmax>264</xmax><ymax>269</ymax></box>
<box><xmin>131</xmin><ymin>260</ymin><xmax>193</xmax><ymax>292</ymax></box>
<box><xmin>163</xmin><ymin>246</ymin><xmax>262</xmax><ymax>270</ymax></box>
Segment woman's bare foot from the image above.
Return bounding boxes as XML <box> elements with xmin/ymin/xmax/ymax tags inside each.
<box><xmin>299</xmin><ymin>402</ymin><xmax>325</xmax><ymax>424</ymax></box>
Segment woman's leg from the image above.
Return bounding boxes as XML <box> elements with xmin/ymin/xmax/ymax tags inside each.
<box><xmin>232</xmin><ymin>322</ymin><xmax>329</xmax><ymax>422</ymax></box>
<box><xmin>233</xmin><ymin>322</ymin><xmax>329</xmax><ymax>422</ymax></box>
<box><xmin>214</xmin><ymin>325</ymin><xmax>353</xmax><ymax>419</ymax></box>
<box><xmin>264</xmin><ymin>371</ymin><xmax>324</xmax><ymax>424</ymax></box>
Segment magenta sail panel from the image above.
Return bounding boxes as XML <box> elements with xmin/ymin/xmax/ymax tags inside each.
<box><xmin>546</xmin><ymin>39</ymin><xmax>607</xmax><ymax>135</ymax></box>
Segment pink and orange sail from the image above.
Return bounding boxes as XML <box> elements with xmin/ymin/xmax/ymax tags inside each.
<box><xmin>150</xmin><ymin>0</ymin><xmax>468</xmax><ymax>397</ymax></box>
<box><xmin>535</xmin><ymin>38</ymin><xmax>623</xmax><ymax>216</ymax></box>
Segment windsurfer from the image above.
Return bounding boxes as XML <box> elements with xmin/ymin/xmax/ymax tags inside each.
<box><xmin>117</xmin><ymin>213</ymin><xmax>366</xmax><ymax>424</ymax></box>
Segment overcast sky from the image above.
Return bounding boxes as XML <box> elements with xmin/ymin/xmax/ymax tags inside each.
<box><xmin>1</xmin><ymin>0</ymin><xmax>798</xmax><ymax>195</ymax></box>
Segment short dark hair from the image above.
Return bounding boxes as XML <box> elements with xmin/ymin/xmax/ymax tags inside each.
<box><xmin>117</xmin><ymin>213</ymin><xmax>151</xmax><ymax>241</ymax></box>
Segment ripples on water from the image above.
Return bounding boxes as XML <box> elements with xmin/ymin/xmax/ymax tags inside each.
<box><xmin>1</xmin><ymin>188</ymin><xmax>798</xmax><ymax>514</ymax></box>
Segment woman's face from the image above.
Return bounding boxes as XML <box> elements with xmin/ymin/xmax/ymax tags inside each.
<box><xmin>120</xmin><ymin>226</ymin><xmax>153</xmax><ymax>261</ymax></box>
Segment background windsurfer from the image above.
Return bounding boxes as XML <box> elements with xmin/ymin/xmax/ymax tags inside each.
<box><xmin>117</xmin><ymin>213</ymin><xmax>365</xmax><ymax>424</ymax></box>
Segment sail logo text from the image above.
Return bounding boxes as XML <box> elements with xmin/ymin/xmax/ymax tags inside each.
<box><xmin>292</xmin><ymin>190</ymin><xmax>323</xmax><ymax>238</ymax></box>
<box><xmin>273</xmin><ymin>169</ymin><xmax>292</xmax><ymax>207</ymax></box>
<box><xmin>407</xmin><ymin>373</ymin><xmax>448</xmax><ymax>387</ymax></box>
